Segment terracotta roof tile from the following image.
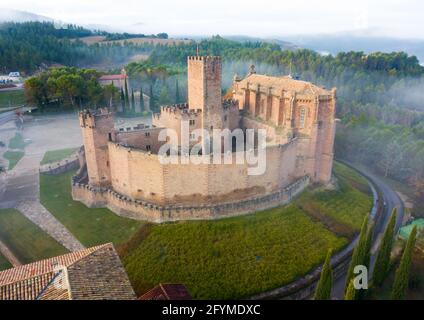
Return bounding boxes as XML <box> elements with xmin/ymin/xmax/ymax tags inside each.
<box><xmin>0</xmin><ymin>243</ymin><xmax>136</xmax><ymax>300</ymax></box>
<box><xmin>139</xmin><ymin>284</ymin><xmax>192</xmax><ymax>300</ymax></box>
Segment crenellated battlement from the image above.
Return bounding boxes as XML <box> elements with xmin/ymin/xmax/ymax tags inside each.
<box><xmin>187</xmin><ymin>56</ymin><xmax>222</xmax><ymax>62</ymax></box>
<box><xmin>79</xmin><ymin>108</ymin><xmax>113</xmax><ymax>128</ymax></box>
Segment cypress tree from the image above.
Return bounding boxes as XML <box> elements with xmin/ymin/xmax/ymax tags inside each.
<box><xmin>364</xmin><ymin>223</ymin><xmax>375</xmax><ymax>271</ymax></box>
<box><xmin>124</xmin><ymin>79</ymin><xmax>130</xmax><ymax>110</ymax></box>
<box><xmin>391</xmin><ymin>226</ymin><xmax>417</xmax><ymax>300</ymax></box>
<box><xmin>140</xmin><ymin>87</ymin><xmax>145</xmax><ymax>112</ymax></box>
<box><xmin>175</xmin><ymin>78</ymin><xmax>180</xmax><ymax>103</ymax></box>
<box><xmin>120</xmin><ymin>87</ymin><xmax>125</xmax><ymax>112</ymax></box>
<box><xmin>131</xmin><ymin>88</ymin><xmax>135</xmax><ymax>113</ymax></box>
<box><xmin>149</xmin><ymin>84</ymin><xmax>155</xmax><ymax>111</ymax></box>
<box><xmin>344</xmin><ymin>280</ymin><xmax>357</xmax><ymax>300</ymax></box>
<box><xmin>314</xmin><ymin>249</ymin><xmax>333</xmax><ymax>300</ymax></box>
<box><xmin>373</xmin><ymin>208</ymin><xmax>397</xmax><ymax>287</ymax></box>
<box><xmin>345</xmin><ymin>214</ymin><xmax>369</xmax><ymax>293</ymax></box>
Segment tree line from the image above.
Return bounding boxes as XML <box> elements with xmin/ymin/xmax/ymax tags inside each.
<box><xmin>24</xmin><ymin>67</ymin><xmax>118</xmax><ymax>110</ymax></box>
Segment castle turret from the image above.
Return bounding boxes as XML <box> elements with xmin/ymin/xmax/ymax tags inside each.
<box><xmin>79</xmin><ymin>108</ymin><xmax>114</xmax><ymax>187</ymax></box>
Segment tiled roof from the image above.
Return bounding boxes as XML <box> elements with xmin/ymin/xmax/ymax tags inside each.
<box><xmin>139</xmin><ymin>284</ymin><xmax>192</xmax><ymax>300</ymax></box>
<box><xmin>0</xmin><ymin>243</ymin><xmax>136</xmax><ymax>300</ymax></box>
<box><xmin>99</xmin><ymin>75</ymin><xmax>127</xmax><ymax>81</ymax></box>
<box><xmin>238</xmin><ymin>74</ymin><xmax>332</xmax><ymax>96</ymax></box>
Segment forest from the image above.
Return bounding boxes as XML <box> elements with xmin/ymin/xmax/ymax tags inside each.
<box><xmin>0</xmin><ymin>22</ymin><xmax>164</xmax><ymax>73</ymax></box>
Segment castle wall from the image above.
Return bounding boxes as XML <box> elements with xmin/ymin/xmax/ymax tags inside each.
<box><xmin>72</xmin><ymin>173</ymin><xmax>310</xmax><ymax>223</ymax></box>
<box><xmin>115</xmin><ymin>127</ymin><xmax>164</xmax><ymax>153</ymax></box>
<box><xmin>105</xmin><ymin>140</ymin><xmax>300</xmax><ymax>205</ymax></box>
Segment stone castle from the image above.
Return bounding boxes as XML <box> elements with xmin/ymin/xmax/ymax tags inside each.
<box><xmin>72</xmin><ymin>56</ymin><xmax>336</xmax><ymax>223</ymax></box>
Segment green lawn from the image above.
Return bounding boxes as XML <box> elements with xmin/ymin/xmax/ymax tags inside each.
<box><xmin>40</xmin><ymin>171</ymin><xmax>143</xmax><ymax>247</ymax></box>
<box><xmin>8</xmin><ymin>133</ymin><xmax>29</xmax><ymax>150</ymax></box>
<box><xmin>0</xmin><ymin>90</ymin><xmax>25</xmax><ymax>109</ymax></box>
<box><xmin>121</xmin><ymin>207</ymin><xmax>347</xmax><ymax>299</ymax></box>
<box><xmin>0</xmin><ymin>253</ymin><xmax>12</xmax><ymax>271</ymax></box>
<box><xmin>3</xmin><ymin>150</ymin><xmax>24</xmax><ymax>170</ymax></box>
<box><xmin>41</xmin><ymin>148</ymin><xmax>78</xmax><ymax>165</ymax></box>
<box><xmin>0</xmin><ymin>209</ymin><xmax>68</xmax><ymax>264</ymax></box>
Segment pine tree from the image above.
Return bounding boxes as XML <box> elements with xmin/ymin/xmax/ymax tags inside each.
<box><xmin>344</xmin><ymin>280</ymin><xmax>357</xmax><ymax>300</ymax></box>
<box><xmin>124</xmin><ymin>79</ymin><xmax>130</xmax><ymax>111</ymax></box>
<box><xmin>373</xmin><ymin>208</ymin><xmax>397</xmax><ymax>287</ymax></box>
<box><xmin>391</xmin><ymin>226</ymin><xmax>417</xmax><ymax>300</ymax></box>
<box><xmin>175</xmin><ymin>78</ymin><xmax>180</xmax><ymax>104</ymax></box>
<box><xmin>314</xmin><ymin>249</ymin><xmax>333</xmax><ymax>300</ymax></box>
<box><xmin>140</xmin><ymin>87</ymin><xmax>145</xmax><ymax>112</ymax></box>
<box><xmin>345</xmin><ymin>215</ymin><xmax>369</xmax><ymax>293</ymax></box>
<box><xmin>131</xmin><ymin>88</ymin><xmax>135</xmax><ymax>113</ymax></box>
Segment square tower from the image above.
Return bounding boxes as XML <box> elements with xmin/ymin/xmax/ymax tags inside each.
<box><xmin>187</xmin><ymin>56</ymin><xmax>223</xmax><ymax>131</ymax></box>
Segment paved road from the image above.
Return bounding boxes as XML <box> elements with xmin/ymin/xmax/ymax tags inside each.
<box><xmin>331</xmin><ymin>161</ymin><xmax>404</xmax><ymax>299</ymax></box>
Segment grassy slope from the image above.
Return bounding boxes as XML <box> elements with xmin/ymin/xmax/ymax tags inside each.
<box><xmin>0</xmin><ymin>253</ymin><xmax>12</xmax><ymax>271</ymax></box>
<box><xmin>0</xmin><ymin>209</ymin><xmax>68</xmax><ymax>264</ymax></box>
<box><xmin>120</xmin><ymin>163</ymin><xmax>372</xmax><ymax>299</ymax></box>
<box><xmin>40</xmin><ymin>171</ymin><xmax>143</xmax><ymax>247</ymax></box>
<box><xmin>3</xmin><ymin>151</ymin><xmax>24</xmax><ymax>170</ymax></box>
<box><xmin>0</xmin><ymin>90</ymin><xmax>25</xmax><ymax>109</ymax></box>
<box><xmin>121</xmin><ymin>207</ymin><xmax>347</xmax><ymax>299</ymax></box>
<box><xmin>295</xmin><ymin>162</ymin><xmax>372</xmax><ymax>236</ymax></box>
<box><xmin>41</xmin><ymin>148</ymin><xmax>77</xmax><ymax>165</ymax></box>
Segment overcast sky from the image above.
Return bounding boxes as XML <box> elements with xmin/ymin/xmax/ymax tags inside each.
<box><xmin>1</xmin><ymin>0</ymin><xmax>424</xmax><ymax>39</ymax></box>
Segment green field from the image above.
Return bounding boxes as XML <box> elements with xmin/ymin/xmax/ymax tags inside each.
<box><xmin>0</xmin><ymin>90</ymin><xmax>25</xmax><ymax>109</ymax></box>
<box><xmin>121</xmin><ymin>207</ymin><xmax>347</xmax><ymax>299</ymax></box>
<box><xmin>0</xmin><ymin>253</ymin><xmax>12</xmax><ymax>271</ymax></box>
<box><xmin>40</xmin><ymin>171</ymin><xmax>143</xmax><ymax>247</ymax></box>
<box><xmin>3</xmin><ymin>150</ymin><xmax>24</xmax><ymax>170</ymax></box>
<box><xmin>0</xmin><ymin>209</ymin><xmax>68</xmax><ymax>264</ymax></box>
<box><xmin>41</xmin><ymin>148</ymin><xmax>77</xmax><ymax>165</ymax></box>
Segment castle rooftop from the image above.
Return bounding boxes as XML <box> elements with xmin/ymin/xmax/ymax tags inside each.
<box><xmin>239</xmin><ymin>73</ymin><xmax>332</xmax><ymax>96</ymax></box>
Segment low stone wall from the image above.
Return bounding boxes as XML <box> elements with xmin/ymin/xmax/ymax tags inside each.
<box><xmin>72</xmin><ymin>175</ymin><xmax>310</xmax><ymax>223</ymax></box>
<box><xmin>39</xmin><ymin>154</ymin><xmax>79</xmax><ymax>175</ymax></box>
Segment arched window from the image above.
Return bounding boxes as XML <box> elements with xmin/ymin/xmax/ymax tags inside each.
<box><xmin>300</xmin><ymin>108</ymin><xmax>306</xmax><ymax>128</ymax></box>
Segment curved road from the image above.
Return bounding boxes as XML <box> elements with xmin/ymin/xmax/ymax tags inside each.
<box><xmin>332</xmin><ymin>161</ymin><xmax>404</xmax><ymax>299</ymax></box>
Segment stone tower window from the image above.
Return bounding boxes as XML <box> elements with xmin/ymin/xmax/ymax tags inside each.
<box><xmin>189</xmin><ymin>119</ymin><xmax>195</xmax><ymax>126</ymax></box>
<box><xmin>145</xmin><ymin>132</ymin><xmax>150</xmax><ymax>137</ymax></box>
<box><xmin>146</xmin><ymin>145</ymin><xmax>151</xmax><ymax>151</ymax></box>
<box><xmin>300</xmin><ymin>108</ymin><xmax>306</xmax><ymax>128</ymax></box>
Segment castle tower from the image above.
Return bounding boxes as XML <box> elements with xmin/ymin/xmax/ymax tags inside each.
<box><xmin>79</xmin><ymin>109</ymin><xmax>113</xmax><ymax>187</ymax></box>
<box><xmin>187</xmin><ymin>56</ymin><xmax>223</xmax><ymax>152</ymax></box>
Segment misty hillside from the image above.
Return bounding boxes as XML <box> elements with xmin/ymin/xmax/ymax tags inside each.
<box><xmin>285</xmin><ymin>34</ymin><xmax>424</xmax><ymax>63</ymax></box>
<box><xmin>0</xmin><ymin>9</ymin><xmax>53</xmax><ymax>24</ymax></box>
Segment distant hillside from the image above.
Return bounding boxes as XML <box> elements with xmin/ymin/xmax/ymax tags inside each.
<box><xmin>0</xmin><ymin>9</ymin><xmax>53</xmax><ymax>23</ymax></box>
<box><xmin>284</xmin><ymin>33</ymin><xmax>424</xmax><ymax>63</ymax></box>
<box><xmin>223</xmin><ymin>35</ymin><xmax>299</xmax><ymax>51</ymax></box>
